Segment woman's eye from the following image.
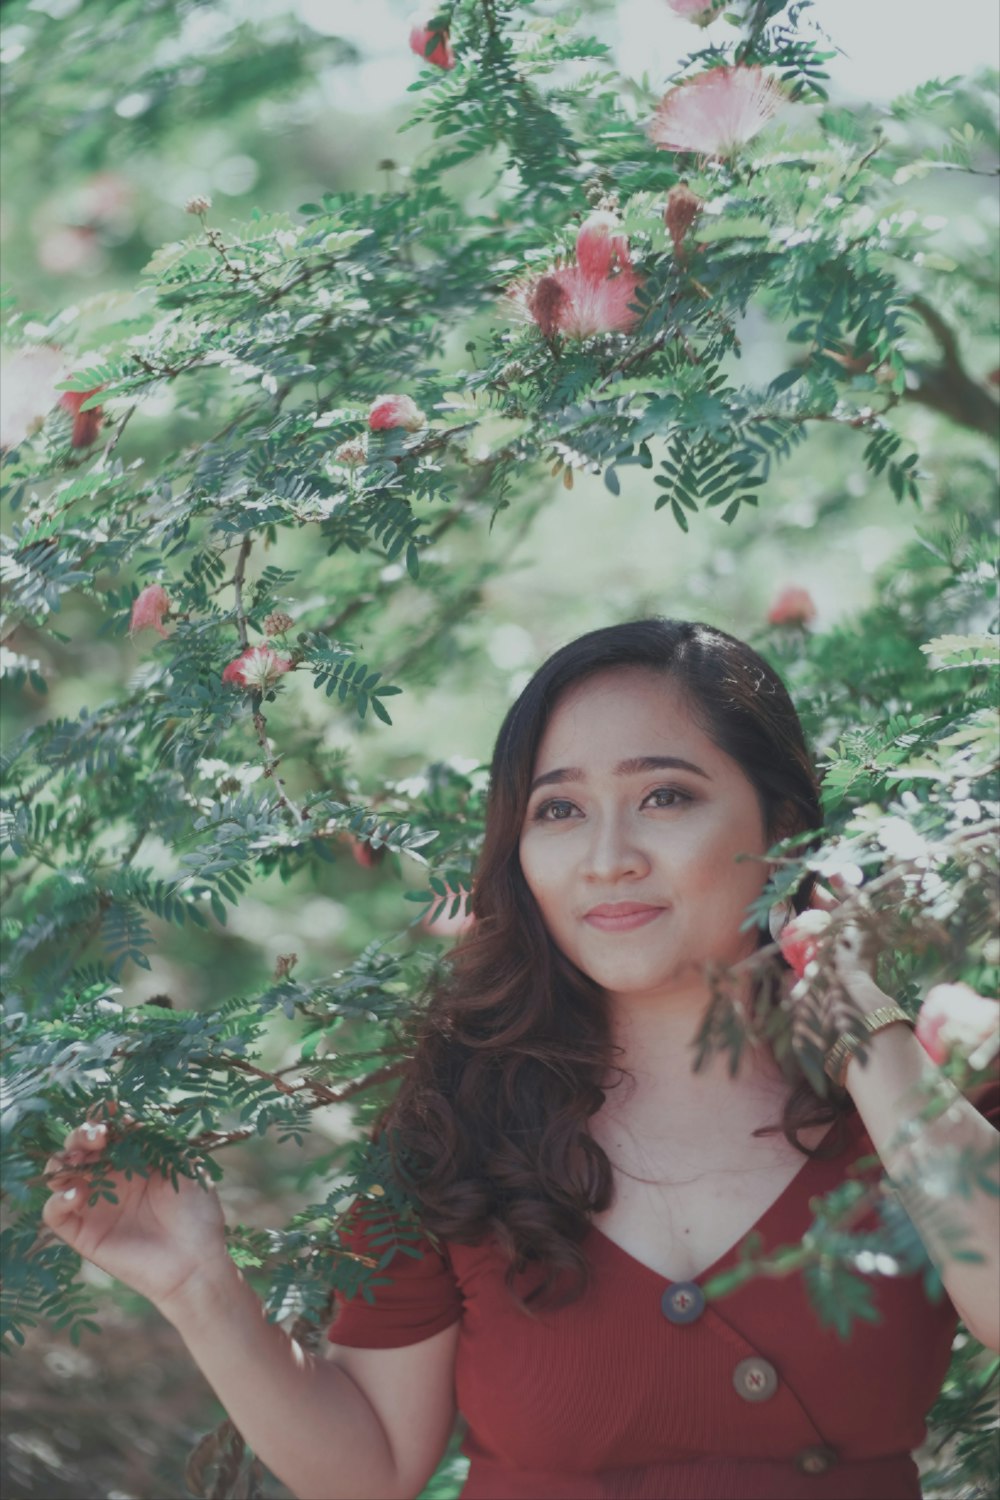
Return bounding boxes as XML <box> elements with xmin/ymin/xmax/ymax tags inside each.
<box><xmin>536</xmin><ymin>799</ymin><xmax>577</xmax><ymax>821</ymax></box>
<box><xmin>645</xmin><ymin>786</ymin><xmax>688</xmax><ymax>809</ymax></box>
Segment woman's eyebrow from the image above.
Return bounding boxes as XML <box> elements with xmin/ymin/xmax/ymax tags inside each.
<box><xmin>528</xmin><ymin>755</ymin><xmax>711</xmax><ymax>796</ymax></box>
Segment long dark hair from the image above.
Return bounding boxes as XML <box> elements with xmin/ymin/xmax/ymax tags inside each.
<box><xmin>372</xmin><ymin>619</ymin><xmax>853</xmax><ymax>1314</ymax></box>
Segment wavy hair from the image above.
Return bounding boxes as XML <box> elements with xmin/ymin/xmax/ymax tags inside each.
<box><xmin>372</xmin><ymin>619</ymin><xmax>855</xmax><ymax>1315</ymax></box>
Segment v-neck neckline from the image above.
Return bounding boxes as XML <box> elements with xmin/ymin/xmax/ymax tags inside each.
<box><xmin>586</xmin><ymin>1117</ymin><xmax>849</xmax><ymax>1287</ymax></box>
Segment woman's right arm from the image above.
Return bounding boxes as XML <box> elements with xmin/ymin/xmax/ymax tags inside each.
<box><xmin>42</xmin><ymin>1120</ymin><xmax>460</xmax><ymax>1500</ymax></box>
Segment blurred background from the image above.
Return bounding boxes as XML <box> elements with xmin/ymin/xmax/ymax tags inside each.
<box><xmin>2</xmin><ymin>1</ymin><xmax>998</xmax><ymax>1496</ymax></box>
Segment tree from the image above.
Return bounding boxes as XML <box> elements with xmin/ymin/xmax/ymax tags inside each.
<box><xmin>2</xmin><ymin>2</ymin><xmax>997</xmax><ymax>1496</ymax></box>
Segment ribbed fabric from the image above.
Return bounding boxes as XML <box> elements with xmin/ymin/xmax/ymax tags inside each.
<box><xmin>458</xmin><ymin>1447</ymin><xmax>922</xmax><ymax>1499</ymax></box>
<box><xmin>328</xmin><ymin>1083</ymin><xmax>1000</xmax><ymax>1500</ymax></box>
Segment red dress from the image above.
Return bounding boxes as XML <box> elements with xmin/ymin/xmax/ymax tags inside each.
<box><xmin>328</xmin><ymin>1087</ymin><xmax>1000</xmax><ymax>1500</ymax></box>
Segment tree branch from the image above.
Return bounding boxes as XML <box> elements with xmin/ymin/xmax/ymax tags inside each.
<box><xmin>905</xmin><ymin>296</ymin><xmax>999</xmax><ymax>439</ymax></box>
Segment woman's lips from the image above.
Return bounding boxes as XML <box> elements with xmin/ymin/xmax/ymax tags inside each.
<box><xmin>583</xmin><ymin>904</ymin><xmax>666</xmax><ymax>933</ymax></box>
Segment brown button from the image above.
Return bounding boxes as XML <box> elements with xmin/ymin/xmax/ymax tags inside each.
<box><xmin>732</xmin><ymin>1357</ymin><xmax>778</xmax><ymax>1402</ymax></box>
<box><xmin>796</xmin><ymin>1446</ymin><xmax>838</xmax><ymax>1475</ymax></box>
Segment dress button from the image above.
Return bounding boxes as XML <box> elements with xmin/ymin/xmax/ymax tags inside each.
<box><xmin>732</xmin><ymin>1357</ymin><xmax>779</xmax><ymax>1402</ymax></box>
<box><xmin>795</xmin><ymin>1446</ymin><xmax>838</xmax><ymax>1475</ymax></box>
<box><xmin>661</xmin><ymin>1282</ymin><xmax>705</xmax><ymax>1325</ymax></box>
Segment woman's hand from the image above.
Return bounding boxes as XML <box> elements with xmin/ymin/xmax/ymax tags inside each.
<box><xmin>782</xmin><ymin>882</ymin><xmax>883</xmax><ymax>1052</ymax></box>
<box><xmin>42</xmin><ymin>1108</ymin><xmax>228</xmax><ymax>1314</ymax></box>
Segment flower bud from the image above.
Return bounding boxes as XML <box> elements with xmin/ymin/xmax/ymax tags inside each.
<box><xmin>185</xmin><ymin>194</ymin><xmax>212</xmax><ymax>216</ymax></box>
<box><xmin>664</xmin><ymin>183</ymin><xmax>703</xmax><ymax>256</ymax></box>
<box><xmin>59</xmin><ymin>386</ymin><xmax>105</xmax><ymax>448</ymax></box>
<box><xmin>333</xmin><ymin>436</ymin><xmax>368</xmax><ymax>466</ymax></box>
<box><xmin>263</xmin><ymin>611</ymin><xmax>295</xmax><ymax>637</ymax></box>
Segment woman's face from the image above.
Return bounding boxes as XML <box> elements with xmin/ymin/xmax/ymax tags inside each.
<box><xmin>518</xmin><ymin>667</ymin><xmax>772</xmax><ymax>1002</ymax></box>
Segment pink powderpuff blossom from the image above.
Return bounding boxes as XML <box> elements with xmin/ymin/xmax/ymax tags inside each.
<box><xmin>767</xmin><ymin>586</ymin><xmax>817</xmax><ymax>626</ymax></box>
<box><xmin>0</xmin><ymin>345</ymin><xmax>70</xmax><ymax>450</ymax></box>
<box><xmin>650</xmin><ymin>65</ymin><xmax>783</xmax><ymax>159</ymax></box>
<box><xmin>222</xmin><ymin>646</ymin><xmax>293</xmax><ymax>692</ymax></box>
<box><xmin>409</xmin><ymin>18</ymin><xmax>454</xmax><ymax>70</ymax></box>
<box><xmin>516</xmin><ymin>213</ymin><xmax>642</xmax><ymax>340</ymax></box>
<box><xmin>129</xmin><ymin>584</ymin><xmax>172</xmax><ymax>640</ymax></box>
<box><xmin>778</xmin><ymin>909</ymin><xmax>832</xmax><ymax>978</ymax></box>
<box><xmin>916</xmin><ymin>983</ymin><xmax>1000</xmax><ymax>1068</ymax></box>
<box><xmin>368</xmin><ymin>394</ymin><xmax>427</xmax><ymax>432</ymax></box>
<box><xmin>665</xmin><ymin>0</ymin><xmax>723</xmax><ymax>23</ymax></box>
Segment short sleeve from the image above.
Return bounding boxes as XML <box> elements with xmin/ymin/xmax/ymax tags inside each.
<box><xmin>327</xmin><ymin>1198</ymin><xmax>462</xmax><ymax>1349</ymax></box>
<box><xmin>966</xmin><ymin>1077</ymin><xmax>1000</xmax><ymax>1128</ymax></box>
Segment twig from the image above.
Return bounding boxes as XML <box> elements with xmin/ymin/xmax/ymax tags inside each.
<box><xmin>230</xmin><ymin>534</ymin><xmax>253</xmax><ymax>651</ymax></box>
<box><xmin>250</xmin><ymin>707</ymin><xmax>305</xmax><ymax>824</ymax></box>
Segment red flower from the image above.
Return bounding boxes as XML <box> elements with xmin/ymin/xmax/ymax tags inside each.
<box><xmin>409</xmin><ymin>18</ymin><xmax>454</xmax><ymax>70</ymax></box>
<box><xmin>129</xmin><ymin>583</ymin><xmax>171</xmax><ymax>640</ymax></box>
<box><xmin>350</xmin><ymin>837</ymin><xmax>386</xmax><ymax>869</ymax></box>
<box><xmin>778</xmin><ymin>909</ymin><xmax>832</xmax><ymax>978</ymax></box>
<box><xmin>221</xmin><ymin>646</ymin><xmax>293</xmax><ymax>692</ymax></box>
<box><xmin>665</xmin><ymin>0</ymin><xmax>723</xmax><ymax>22</ymax></box>
<box><xmin>650</xmin><ymin>65</ymin><xmax>783</xmax><ymax>159</ymax></box>
<box><xmin>514</xmin><ymin>213</ymin><xmax>643</xmax><ymax>340</ymax></box>
<box><xmin>916</xmin><ymin>984</ymin><xmax>1000</xmax><ymax>1068</ymax></box>
<box><xmin>368</xmin><ymin>394</ymin><xmax>427</xmax><ymax>432</ymax></box>
<box><xmin>767</xmin><ymin>586</ymin><xmax>817</xmax><ymax>626</ymax></box>
<box><xmin>59</xmin><ymin>385</ymin><xmax>105</xmax><ymax>448</ymax></box>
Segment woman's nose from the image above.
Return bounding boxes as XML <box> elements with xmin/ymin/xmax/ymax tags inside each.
<box><xmin>580</xmin><ymin>815</ymin><xmax>650</xmax><ymax>882</ymax></box>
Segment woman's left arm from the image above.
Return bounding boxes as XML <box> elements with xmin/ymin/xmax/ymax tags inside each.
<box><xmin>839</xmin><ymin>968</ymin><xmax>1000</xmax><ymax>1353</ymax></box>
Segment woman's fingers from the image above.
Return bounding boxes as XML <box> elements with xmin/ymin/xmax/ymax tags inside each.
<box><xmin>41</xmin><ymin>1174</ymin><xmax>89</xmax><ymax>1235</ymax></box>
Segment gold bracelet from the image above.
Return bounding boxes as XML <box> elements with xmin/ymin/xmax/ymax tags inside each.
<box><xmin>823</xmin><ymin>1004</ymin><xmax>914</xmax><ymax>1090</ymax></box>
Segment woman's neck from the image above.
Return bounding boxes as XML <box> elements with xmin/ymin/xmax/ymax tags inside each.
<box><xmin>598</xmin><ymin>985</ymin><xmax>789</xmax><ymax>1146</ymax></box>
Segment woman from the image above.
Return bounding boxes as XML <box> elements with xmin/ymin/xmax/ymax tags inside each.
<box><xmin>44</xmin><ymin>619</ymin><xmax>999</xmax><ymax>1500</ymax></box>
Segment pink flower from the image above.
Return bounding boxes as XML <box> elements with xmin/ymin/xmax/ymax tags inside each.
<box><xmin>916</xmin><ymin>984</ymin><xmax>1000</xmax><ymax>1068</ymax></box>
<box><xmin>129</xmin><ymin>584</ymin><xmax>171</xmax><ymax>640</ymax></box>
<box><xmin>409</xmin><ymin>18</ymin><xmax>454</xmax><ymax>70</ymax></box>
<box><xmin>222</xmin><ymin>646</ymin><xmax>293</xmax><ymax>692</ymax></box>
<box><xmin>514</xmin><ymin>213</ymin><xmax>642</xmax><ymax>340</ymax></box>
<box><xmin>350</xmin><ymin>836</ymin><xmax>386</xmax><ymax>869</ymax></box>
<box><xmin>59</xmin><ymin>385</ymin><xmax>105</xmax><ymax>448</ymax></box>
<box><xmin>767</xmin><ymin>586</ymin><xmax>817</xmax><ymax>627</ymax></box>
<box><xmin>574</xmin><ymin>212</ymin><xmax>634</xmax><ymax>280</ymax></box>
<box><xmin>650</xmin><ymin>65</ymin><xmax>783</xmax><ymax>158</ymax></box>
<box><xmin>665</xmin><ymin>0</ymin><xmax>722</xmax><ymax>23</ymax></box>
<box><xmin>368</xmin><ymin>394</ymin><xmax>427</xmax><ymax>432</ymax></box>
<box><xmin>0</xmin><ymin>345</ymin><xmax>73</xmax><ymax>451</ymax></box>
<box><xmin>778</xmin><ymin>909</ymin><xmax>832</xmax><ymax>978</ymax></box>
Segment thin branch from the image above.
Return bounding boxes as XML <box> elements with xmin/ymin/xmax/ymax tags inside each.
<box><xmin>251</xmin><ymin>707</ymin><xmax>305</xmax><ymax>824</ymax></box>
<box><xmin>230</xmin><ymin>534</ymin><xmax>254</xmax><ymax>651</ymax></box>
